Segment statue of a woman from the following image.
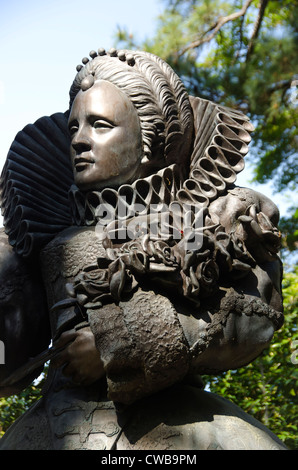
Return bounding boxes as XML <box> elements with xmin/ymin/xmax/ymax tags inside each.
<box><xmin>0</xmin><ymin>49</ymin><xmax>286</xmax><ymax>450</ymax></box>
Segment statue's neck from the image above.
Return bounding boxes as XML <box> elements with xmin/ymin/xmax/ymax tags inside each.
<box><xmin>68</xmin><ymin>164</ymin><xmax>184</xmax><ymax>227</ymax></box>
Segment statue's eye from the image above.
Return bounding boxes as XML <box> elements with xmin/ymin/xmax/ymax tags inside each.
<box><xmin>93</xmin><ymin>120</ymin><xmax>115</xmax><ymax>130</ymax></box>
<box><xmin>68</xmin><ymin>121</ymin><xmax>79</xmax><ymax>136</ymax></box>
<box><xmin>69</xmin><ymin>126</ymin><xmax>78</xmax><ymax>135</ymax></box>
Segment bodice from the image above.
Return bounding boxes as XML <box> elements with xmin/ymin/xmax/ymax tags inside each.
<box><xmin>40</xmin><ymin>226</ymin><xmax>105</xmax><ymax>339</ymax></box>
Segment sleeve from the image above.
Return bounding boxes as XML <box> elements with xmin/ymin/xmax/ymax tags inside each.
<box><xmin>88</xmin><ymin>289</ymin><xmax>190</xmax><ymax>405</ymax></box>
<box><xmin>179</xmin><ymin>187</ymin><xmax>283</xmax><ymax>374</ymax></box>
<box><xmin>0</xmin><ymin>230</ymin><xmax>51</xmax><ymax>397</ymax></box>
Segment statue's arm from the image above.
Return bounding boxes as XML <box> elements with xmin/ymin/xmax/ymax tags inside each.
<box><xmin>178</xmin><ymin>259</ymin><xmax>283</xmax><ymax>375</ymax></box>
<box><xmin>0</xmin><ymin>230</ymin><xmax>51</xmax><ymax>397</ymax></box>
<box><xmin>182</xmin><ymin>187</ymin><xmax>283</xmax><ymax>374</ymax></box>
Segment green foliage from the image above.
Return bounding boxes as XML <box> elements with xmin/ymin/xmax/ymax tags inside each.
<box><xmin>280</xmin><ymin>206</ymin><xmax>298</xmax><ymax>255</ymax></box>
<box><xmin>205</xmin><ymin>268</ymin><xmax>298</xmax><ymax>449</ymax></box>
<box><xmin>0</xmin><ymin>370</ymin><xmax>46</xmax><ymax>437</ymax></box>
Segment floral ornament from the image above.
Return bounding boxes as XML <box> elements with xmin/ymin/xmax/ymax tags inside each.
<box><xmin>180</xmin><ymin>256</ymin><xmax>219</xmax><ymax>300</ymax></box>
<box><xmin>69</xmin><ymin>258</ymin><xmax>137</xmax><ymax>310</ymax></box>
<box><xmin>68</xmin><ymin>263</ymin><xmax>111</xmax><ymax>309</ymax></box>
<box><xmin>237</xmin><ymin>204</ymin><xmax>282</xmax><ymax>263</ymax></box>
<box><xmin>208</xmin><ymin>226</ymin><xmax>256</xmax><ymax>278</ymax></box>
<box><xmin>171</xmin><ymin>215</ymin><xmax>256</xmax><ymax>303</ymax></box>
<box><xmin>68</xmin><ymin>235</ymin><xmax>178</xmax><ymax>310</ymax></box>
<box><xmin>66</xmin><ymin>204</ymin><xmax>278</xmax><ymax>311</ymax></box>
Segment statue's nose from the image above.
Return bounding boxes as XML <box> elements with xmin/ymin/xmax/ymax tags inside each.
<box><xmin>71</xmin><ymin>127</ymin><xmax>91</xmax><ymax>154</ymax></box>
<box><xmin>72</xmin><ymin>140</ymin><xmax>91</xmax><ymax>154</ymax></box>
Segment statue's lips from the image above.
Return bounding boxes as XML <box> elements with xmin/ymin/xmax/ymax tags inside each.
<box><xmin>74</xmin><ymin>157</ymin><xmax>95</xmax><ymax>171</ymax></box>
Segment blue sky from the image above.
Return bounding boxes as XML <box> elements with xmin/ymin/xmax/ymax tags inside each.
<box><xmin>0</xmin><ymin>0</ymin><xmax>162</xmax><ymax>159</ymax></box>
<box><xmin>0</xmin><ymin>0</ymin><xmax>290</xmax><ymax>222</ymax></box>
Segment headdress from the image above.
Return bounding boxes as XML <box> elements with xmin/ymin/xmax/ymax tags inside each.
<box><xmin>69</xmin><ymin>48</ymin><xmax>194</xmax><ymax>170</ymax></box>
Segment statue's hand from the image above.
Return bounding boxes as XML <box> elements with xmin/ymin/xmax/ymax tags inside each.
<box><xmin>237</xmin><ymin>204</ymin><xmax>281</xmax><ymax>263</ymax></box>
<box><xmin>51</xmin><ymin>327</ymin><xmax>104</xmax><ymax>385</ymax></box>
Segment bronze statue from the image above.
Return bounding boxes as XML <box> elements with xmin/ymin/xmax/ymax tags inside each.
<box><xmin>0</xmin><ymin>48</ymin><xmax>286</xmax><ymax>450</ymax></box>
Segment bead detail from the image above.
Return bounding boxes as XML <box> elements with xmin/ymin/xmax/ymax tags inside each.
<box><xmin>76</xmin><ymin>47</ymin><xmax>136</xmax><ymax>71</ymax></box>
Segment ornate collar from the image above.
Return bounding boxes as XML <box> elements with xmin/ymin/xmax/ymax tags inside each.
<box><xmin>1</xmin><ymin>97</ymin><xmax>253</xmax><ymax>257</ymax></box>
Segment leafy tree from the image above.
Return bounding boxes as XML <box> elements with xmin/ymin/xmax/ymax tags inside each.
<box><xmin>116</xmin><ymin>0</ymin><xmax>298</xmax><ymax>254</ymax></box>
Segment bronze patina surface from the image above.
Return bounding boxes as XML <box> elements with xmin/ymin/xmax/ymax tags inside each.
<box><xmin>0</xmin><ymin>48</ymin><xmax>286</xmax><ymax>450</ymax></box>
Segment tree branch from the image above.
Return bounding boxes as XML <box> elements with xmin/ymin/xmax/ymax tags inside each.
<box><xmin>246</xmin><ymin>0</ymin><xmax>269</xmax><ymax>62</ymax></box>
<box><xmin>267</xmin><ymin>79</ymin><xmax>293</xmax><ymax>94</ymax></box>
<box><xmin>231</xmin><ymin>11</ymin><xmax>246</xmax><ymax>65</ymax></box>
<box><xmin>178</xmin><ymin>0</ymin><xmax>253</xmax><ymax>57</ymax></box>
<box><xmin>259</xmin><ymin>362</ymin><xmax>270</xmax><ymax>426</ymax></box>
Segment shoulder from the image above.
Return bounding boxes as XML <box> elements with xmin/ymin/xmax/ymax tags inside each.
<box><xmin>208</xmin><ymin>186</ymin><xmax>280</xmax><ymax>231</ymax></box>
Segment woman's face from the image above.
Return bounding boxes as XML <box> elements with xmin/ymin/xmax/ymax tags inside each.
<box><xmin>68</xmin><ymin>80</ymin><xmax>143</xmax><ymax>191</ymax></box>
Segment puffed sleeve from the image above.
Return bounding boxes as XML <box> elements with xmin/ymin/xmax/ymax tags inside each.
<box><xmin>177</xmin><ymin>187</ymin><xmax>283</xmax><ymax>374</ymax></box>
<box><xmin>88</xmin><ymin>289</ymin><xmax>190</xmax><ymax>405</ymax></box>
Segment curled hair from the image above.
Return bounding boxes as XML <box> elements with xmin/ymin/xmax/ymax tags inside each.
<box><xmin>69</xmin><ymin>50</ymin><xmax>194</xmax><ymax>172</ymax></box>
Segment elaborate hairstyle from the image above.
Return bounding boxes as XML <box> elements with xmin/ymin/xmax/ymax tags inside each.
<box><xmin>69</xmin><ymin>48</ymin><xmax>194</xmax><ymax>173</ymax></box>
